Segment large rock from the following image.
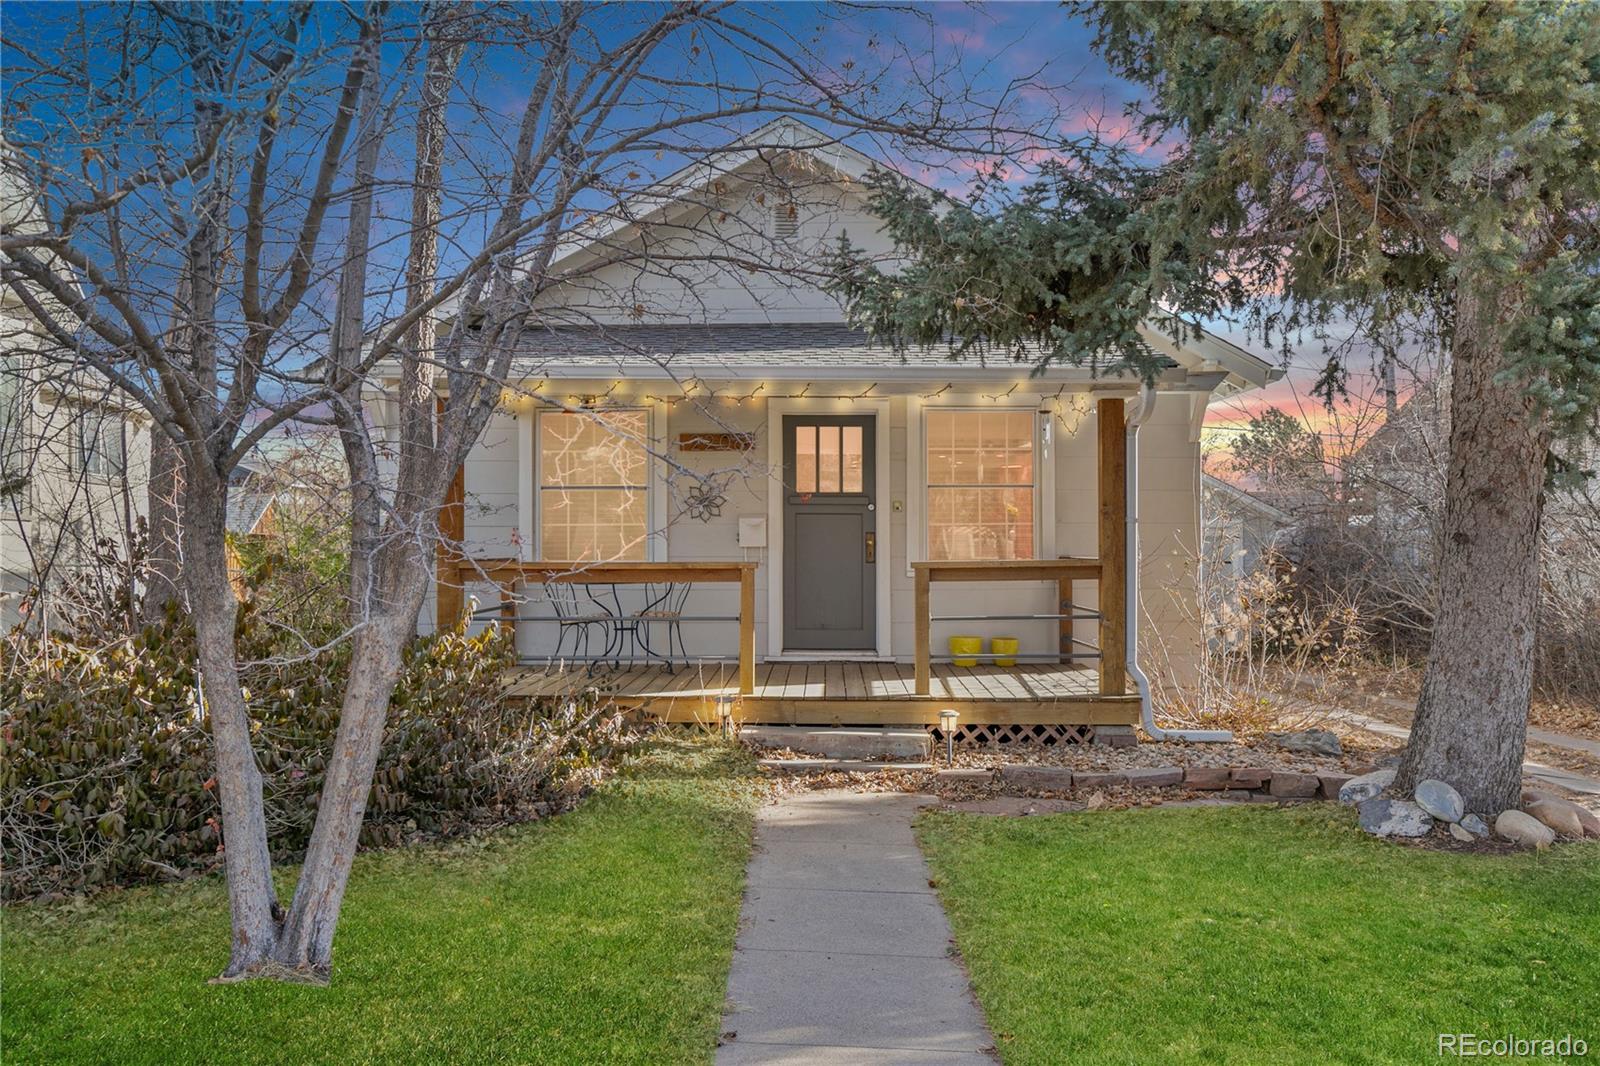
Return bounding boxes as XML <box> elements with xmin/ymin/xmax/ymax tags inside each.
<box><xmin>1357</xmin><ymin>798</ymin><xmax>1434</xmax><ymax>838</ymax></box>
<box><xmin>998</xmin><ymin>764</ymin><xmax>1075</xmax><ymax>791</ymax></box>
<box><xmin>1495</xmin><ymin>809</ymin><xmax>1556</xmax><ymax>850</ymax></box>
<box><xmin>1413</xmin><ymin>779</ymin><xmax>1465</xmax><ymax>823</ymax></box>
<box><xmin>1520</xmin><ymin>793</ymin><xmax>1585</xmax><ymax>839</ymax></box>
<box><xmin>1522</xmin><ymin>790</ymin><xmax>1600</xmax><ymax>839</ymax></box>
<box><xmin>1264</xmin><ymin>728</ymin><xmax>1342</xmax><ymax>756</ymax></box>
<box><xmin>1269</xmin><ymin>771</ymin><xmax>1321</xmax><ymax>799</ymax></box>
<box><xmin>1338</xmin><ymin>768</ymin><xmax>1396</xmax><ymax>805</ymax></box>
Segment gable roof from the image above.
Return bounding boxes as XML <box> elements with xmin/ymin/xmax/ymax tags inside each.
<box><xmin>225</xmin><ymin>466</ymin><xmax>281</xmax><ymax>536</ymax></box>
<box><xmin>409</xmin><ymin>119</ymin><xmax>1283</xmax><ymax>396</ymax></box>
<box><xmin>1202</xmin><ymin>473</ymin><xmax>1295</xmax><ymax>524</ymax></box>
<box><xmin>544</xmin><ymin>117</ymin><xmax>891</xmax><ymax>276</ymax></box>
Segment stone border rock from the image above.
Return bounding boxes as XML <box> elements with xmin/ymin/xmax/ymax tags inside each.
<box><xmin>937</xmin><ymin>762</ymin><xmax>1600</xmax><ymax>851</ymax></box>
<box><xmin>954</xmin><ymin>762</ymin><xmax>1359</xmax><ymax>802</ymax></box>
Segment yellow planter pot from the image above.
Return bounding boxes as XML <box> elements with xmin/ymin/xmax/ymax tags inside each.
<box><xmin>948</xmin><ymin>636</ymin><xmax>982</xmax><ymax>668</ymax></box>
<box><xmin>990</xmin><ymin>637</ymin><xmax>1020</xmax><ymax>667</ymax></box>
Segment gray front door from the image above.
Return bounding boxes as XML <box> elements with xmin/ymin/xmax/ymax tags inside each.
<box><xmin>783</xmin><ymin>415</ymin><xmax>876</xmax><ymax>651</ymax></box>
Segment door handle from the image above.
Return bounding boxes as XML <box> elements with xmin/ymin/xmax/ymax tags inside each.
<box><xmin>864</xmin><ymin>531</ymin><xmax>876</xmax><ymax>564</ymax></box>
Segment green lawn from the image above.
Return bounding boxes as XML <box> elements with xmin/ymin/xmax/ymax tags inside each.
<box><xmin>3</xmin><ymin>738</ymin><xmax>760</xmax><ymax>1066</ymax></box>
<box><xmin>919</xmin><ymin>804</ymin><xmax>1600</xmax><ymax>1066</ymax></box>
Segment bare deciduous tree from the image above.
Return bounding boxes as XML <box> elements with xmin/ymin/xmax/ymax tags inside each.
<box><xmin>3</xmin><ymin>2</ymin><xmax>1041</xmax><ymax>979</ymax></box>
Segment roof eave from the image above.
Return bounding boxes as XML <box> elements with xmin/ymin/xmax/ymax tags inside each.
<box><xmin>1136</xmin><ymin>322</ymin><xmax>1282</xmax><ymax>395</ymax></box>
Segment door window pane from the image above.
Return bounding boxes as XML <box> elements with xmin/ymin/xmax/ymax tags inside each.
<box><xmin>842</xmin><ymin>426</ymin><xmax>863</xmax><ymax>492</ymax></box>
<box><xmin>794</xmin><ymin>425</ymin><xmax>816</xmax><ymax>493</ymax></box>
<box><xmin>539</xmin><ymin>409</ymin><xmax>648</xmax><ymax>561</ymax></box>
<box><xmin>926</xmin><ymin>410</ymin><xmax>1035</xmax><ymax>561</ymax></box>
<box><xmin>817</xmin><ymin>425</ymin><xmax>841</xmax><ymax>493</ymax></box>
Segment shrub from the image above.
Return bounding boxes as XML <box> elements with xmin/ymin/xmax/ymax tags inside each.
<box><xmin>1</xmin><ymin>612</ymin><xmax>627</xmax><ymax>900</ymax></box>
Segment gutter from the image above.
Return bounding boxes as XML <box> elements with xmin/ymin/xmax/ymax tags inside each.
<box><xmin>1124</xmin><ymin>385</ymin><xmax>1233</xmax><ymax>743</ymax></box>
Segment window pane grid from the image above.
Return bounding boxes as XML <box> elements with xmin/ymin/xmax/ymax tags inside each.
<box><xmin>539</xmin><ymin>410</ymin><xmax>648</xmax><ymax>561</ymax></box>
<box><xmin>792</xmin><ymin>422</ymin><xmax>865</xmax><ymax>495</ymax></box>
<box><xmin>926</xmin><ymin>409</ymin><xmax>1035</xmax><ymax>562</ymax></box>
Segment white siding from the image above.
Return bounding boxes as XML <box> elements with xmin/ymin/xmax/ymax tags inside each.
<box><xmin>459</xmin><ymin>383</ymin><xmax>1203</xmax><ymax>685</ymax></box>
<box><xmin>531</xmin><ymin>163</ymin><xmax>896</xmax><ymax>326</ymax></box>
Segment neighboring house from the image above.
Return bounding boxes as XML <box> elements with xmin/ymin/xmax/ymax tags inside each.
<box><xmin>1</xmin><ymin>143</ymin><xmax>150</xmax><ymax>631</ymax></box>
<box><xmin>1344</xmin><ymin>382</ymin><xmax>1448</xmax><ymax>571</ymax></box>
<box><xmin>223</xmin><ymin>465</ymin><xmax>283</xmax><ymax>592</ymax></box>
<box><xmin>1202</xmin><ymin>473</ymin><xmax>1293</xmax><ymax>581</ymax></box>
<box><xmin>370</xmin><ymin>119</ymin><xmax>1281</xmax><ymax>732</ymax></box>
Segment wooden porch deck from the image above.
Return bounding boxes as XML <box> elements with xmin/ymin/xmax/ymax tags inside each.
<box><xmin>506</xmin><ymin>661</ymin><xmax>1140</xmax><ymax>726</ymax></box>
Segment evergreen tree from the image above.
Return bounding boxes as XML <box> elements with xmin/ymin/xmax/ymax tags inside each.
<box><xmin>833</xmin><ymin>2</ymin><xmax>1600</xmax><ymax>813</ymax></box>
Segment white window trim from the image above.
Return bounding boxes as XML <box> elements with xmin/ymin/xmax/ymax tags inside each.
<box><xmin>907</xmin><ymin>399</ymin><xmax>1054</xmax><ymax>577</ymax></box>
<box><xmin>522</xmin><ymin>403</ymin><xmax>664</xmax><ymax>563</ymax></box>
<box><xmin>765</xmin><ymin>397</ymin><xmax>892</xmax><ymax>660</ymax></box>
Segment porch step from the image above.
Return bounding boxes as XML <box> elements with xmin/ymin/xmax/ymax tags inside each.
<box><xmin>741</xmin><ymin>725</ymin><xmax>933</xmax><ymax>761</ymax></box>
<box><xmin>757</xmin><ymin>758</ymin><xmax>935</xmax><ymax>774</ymax></box>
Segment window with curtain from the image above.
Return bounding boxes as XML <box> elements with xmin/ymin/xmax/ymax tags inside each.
<box><xmin>925</xmin><ymin>409</ymin><xmax>1035</xmax><ymax>561</ymax></box>
<box><xmin>538</xmin><ymin>409</ymin><xmax>648</xmax><ymax>561</ymax></box>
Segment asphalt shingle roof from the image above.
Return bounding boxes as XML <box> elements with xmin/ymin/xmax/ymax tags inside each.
<box><xmin>508</xmin><ymin>323</ymin><xmax>1160</xmax><ymax>375</ymax></box>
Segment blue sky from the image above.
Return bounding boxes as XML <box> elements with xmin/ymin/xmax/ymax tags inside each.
<box><xmin>0</xmin><ymin>1</ymin><xmax>1381</xmax><ymax>438</ymax></box>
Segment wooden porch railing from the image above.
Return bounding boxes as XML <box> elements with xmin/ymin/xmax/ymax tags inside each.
<box><xmin>447</xmin><ymin>559</ymin><xmax>758</xmax><ymax>695</ymax></box>
<box><xmin>911</xmin><ymin>558</ymin><xmax>1123</xmax><ymax>697</ymax></box>
<box><xmin>912</xmin><ymin>395</ymin><xmax>1131</xmax><ymax>700</ymax></box>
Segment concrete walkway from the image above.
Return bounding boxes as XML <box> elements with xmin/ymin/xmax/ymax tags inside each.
<box><xmin>716</xmin><ymin>790</ymin><xmax>996</xmax><ymax>1064</ymax></box>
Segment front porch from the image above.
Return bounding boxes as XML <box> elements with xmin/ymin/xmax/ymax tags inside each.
<box><xmin>505</xmin><ymin>660</ymin><xmax>1140</xmax><ymax>727</ymax></box>
<box><xmin>442</xmin><ymin>397</ymin><xmax>1147</xmax><ymax>729</ymax></box>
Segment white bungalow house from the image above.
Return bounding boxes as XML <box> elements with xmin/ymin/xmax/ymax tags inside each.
<box><xmin>383</xmin><ymin>120</ymin><xmax>1280</xmax><ymax>736</ymax></box>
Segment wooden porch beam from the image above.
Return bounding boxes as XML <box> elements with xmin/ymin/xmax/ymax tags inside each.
<box><xmin>1097</xmin><ymin>398</ymin><xmax>1127</xmax><ymax>696</ymax></box>
<box><xmin>435</xmin><ymin>463</ymin><xmax>466</xmax><ymax>631</ymax></box>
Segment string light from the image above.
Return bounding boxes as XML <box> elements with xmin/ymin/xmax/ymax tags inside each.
<box><xmin>504</xmin><ymin>378</ymin><xmax>1103</xmax><ymax>421</ymax></box>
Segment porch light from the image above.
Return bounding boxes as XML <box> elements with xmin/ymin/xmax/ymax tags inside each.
<box><xmin>938</xmin><ymin>709</ymin><xmax>959</xmax><ymax>766</ymax></box>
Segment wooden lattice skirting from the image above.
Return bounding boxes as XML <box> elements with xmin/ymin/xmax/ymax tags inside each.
<box><xmin>931</xmin><ymin>723</ymin><xmax>1097</xmax><ymax>747</ymax></box>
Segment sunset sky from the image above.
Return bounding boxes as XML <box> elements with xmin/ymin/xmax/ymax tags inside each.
<box><xmin>747</xmin><ymin>2</ymin><xmax>1423</xmax><ymax>447</ymax></box>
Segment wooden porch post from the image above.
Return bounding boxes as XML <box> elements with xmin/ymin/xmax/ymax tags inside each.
<box><xmin>1097</xmin><ymin>398</ymin><xmax>1127</xmax><ymax>696</ymax></box>
<box><xmin>914</xmin><ymin>565</ymin><xmax>931</xmax><ymax>695</ymax></box>
<box><xmin>738</xmin><ymin>564</ymin><xmax>756</xmax><ymax>696</ymax></box>
<box><xmin>435</xmin><ymin>463</ymin><xmax>465</xmax><ymax>631</ymax></box>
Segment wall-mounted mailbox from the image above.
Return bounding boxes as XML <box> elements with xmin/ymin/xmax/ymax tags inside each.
<box><xmin>737</xmin><ymin>516</ymin><xmax>767</xmax><ymax>548</ymax></box>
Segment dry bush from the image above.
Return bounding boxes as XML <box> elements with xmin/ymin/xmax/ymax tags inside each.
<box><xmin>1147</xmin><ymin>551</ymin><xmax>1370</xmax><ymax>738</ymax></box>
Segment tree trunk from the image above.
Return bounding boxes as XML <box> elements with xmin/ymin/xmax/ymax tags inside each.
<box><xmin>1396</xmin><ymin>275</ymin><xmax>1550</xmax><ymax>815</ymax></box>
<box><xmin>181</xmin><ymin>468</ymin><xmax>282</xmax><ymax>976</ymax></box>
<box><xmin>270</xmin><ymin>556</ymin><xmax>432</xmax><ymax>974</ymax></box>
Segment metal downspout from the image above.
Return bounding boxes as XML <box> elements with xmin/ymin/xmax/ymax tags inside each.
<box><xmin>1125</xmin><ymin>385</ymin><xmax>1233</xmax><ymax>743</ymax></box>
